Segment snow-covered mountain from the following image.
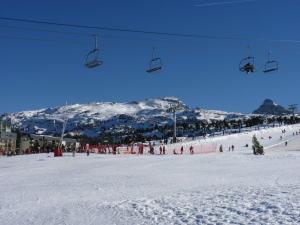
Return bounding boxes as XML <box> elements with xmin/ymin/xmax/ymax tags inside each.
<box><xmin>2</xmin><ymin>97</ymin><xmax>245</xmax><ymax>137</ymax></box>
<box><xmin>253</xmin><ymin>99</ymin><xmax>291</xmax><ymax>115</ymax></box>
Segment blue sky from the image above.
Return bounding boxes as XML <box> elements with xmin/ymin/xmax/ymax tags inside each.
<box><xmin>0</xmin><ymin>0</ymin><xmax>299</xmax><ymax>113</ymax></box>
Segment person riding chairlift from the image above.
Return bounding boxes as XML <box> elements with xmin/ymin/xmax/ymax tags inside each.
<box><xmin>243</xmin><ymin>62</ymin><xmax>254</xmax><ymax>73</ymax></box>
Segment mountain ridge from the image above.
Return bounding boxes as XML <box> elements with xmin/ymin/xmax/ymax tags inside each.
<box><xmin>1</xmin><ymin>97</ymin><xmax>244</xmax><ymax>137</ymax></box>
<box><xmin>1</xmin><ymin>97</ymin><xmax>293</xmax><ymax>139</ymax></box>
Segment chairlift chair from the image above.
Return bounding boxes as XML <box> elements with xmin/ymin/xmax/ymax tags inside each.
<box><xmin>239</xmin><ymin>56</ymin><xmax>255</xmax><ymax>74</ymax></box>
<box><xmin>85</xmin><ymin>35</ymin><xmax>103</xmax><ymax>69</ymax></box>
<box><xmin>263</xmin><ymin>52</ymin><xmax>278</xmax><ymax>73</ymax></box>
<box><xmin>146</xmin><ymin>48</ymin><xmax>162</xmax><ymax>73</ymax></box>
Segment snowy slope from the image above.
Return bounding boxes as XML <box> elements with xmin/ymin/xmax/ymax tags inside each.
<box><xmin>2</xmin><ymin>97</ymin><xmax>245</xmax><ymax>137</ymax></box>
<box><xmin>0</xmin><ymin>124</ymin><xmax>300</xmax><ymax>225</ymax></box>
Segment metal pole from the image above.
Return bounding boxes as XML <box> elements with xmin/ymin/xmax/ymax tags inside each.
<box><xmin>59</xmin><ymin>102</ymin><xmax>68</xmax><ymax>147</ymax></box>
<box><xmin>173</xmin><ymin>109</ymin><xmax>176</xmax><ymax>143</ymax></box>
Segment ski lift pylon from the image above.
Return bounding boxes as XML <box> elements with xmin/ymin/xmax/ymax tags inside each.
<box><xmin>146</xmin><ymin>47</ymin><xmax>162</xmax><ymax>73</ymax></box>
<box><xmin>263</xmin><ymin>51</ymin><xmax>278</xmax><ymax>73</ymax></box>
<box><xmin>85</xmin><ymin>34</ymin><xmax>103</xmax><ymax>69</ymax></box>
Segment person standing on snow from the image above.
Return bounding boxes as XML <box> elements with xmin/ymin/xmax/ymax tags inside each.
<box><xmin>219</xmin><ymin>145</ymin><xmax>223</xmax><ymax>152</ymax></box>
<box><xmin>72</xmin><ymin>146</ymin><xmax>76</xmax><ymax>157</ymax></box>
<box><xmin>180</xmin><ymin>146</ymin><xmax>184</xmax><ymax>155</ymax></box>
<box><xmin>159</xmin><ymin>146</ymin><xmax>162</xmax><ymax>155</ymax></box>
<box><xmin>189</xmin><ymin>146</ymin><xmax>194</xmax><ymax>154</ymax></box>
<box><xmin>163</xmin><ymin>145</ymin><xmax>166</xmax><ymax>155</ymax></box>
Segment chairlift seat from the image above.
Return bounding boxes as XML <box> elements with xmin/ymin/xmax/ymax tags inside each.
<box><xmin>146</xmin><ymin>57</ymin><xmax>162</xmax><ymax>73</ymax></box>
<box><xmin>85</xmin><ymin>60</ymin><xmax>103</xmax><ymax>69</ymax></box>
<box><xmin>146</xmin><ymin>66</ymin><xmax>162</xmax><ymax>73</ymax></box>
<box><xmin>85</xmin><ymin>48</ymin><xmax>102</xmax><ymax>69</ymax></box>
<box><xmin>263</xmin><ymin>68</ymin><xmax>278</xmax><ymax>73</ymax></box>
<box><xmin>263</xmin><ymin>60</ymin><xmax>278</xmax><ymax>73</ymax></box>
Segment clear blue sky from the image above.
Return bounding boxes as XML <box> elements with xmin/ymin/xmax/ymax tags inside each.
<box><xmin>1</xmin><ymin>0</ymin><xmax>299</xmax><ymax>114</ymax></box>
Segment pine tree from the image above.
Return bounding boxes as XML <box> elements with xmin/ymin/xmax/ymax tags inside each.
<box><xmin>252</xmin><ymin>135</ymin><xmax>264</xmax><ymax>155</ymax></box>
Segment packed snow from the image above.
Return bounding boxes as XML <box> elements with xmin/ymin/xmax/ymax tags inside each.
<box><xmin>1</xmin><ymin>124</ymin><xmax>300</xmax><ymax>225</ymax></box>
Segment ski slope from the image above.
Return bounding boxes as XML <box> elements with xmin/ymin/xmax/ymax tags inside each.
<box><xmin>0</xmin><ymin>125</ymin><xmax>300</xmax><ymax>225</ymax></box>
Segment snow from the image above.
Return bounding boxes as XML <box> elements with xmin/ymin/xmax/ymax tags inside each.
<box><xmin>3</xmin><ymin>97</ymin><xmax>247</xmax><ymax>136</ymax></box>
<box><xmin>1</xmin><ymin>125</ymin><xmax>300</xmax><ymax>225</ymax></box>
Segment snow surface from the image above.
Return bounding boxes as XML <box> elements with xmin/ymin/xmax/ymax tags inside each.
<box><xmin>1</xmin><ymin>125</ymin><xmax>300</xmax><ymax>225</ymax></box>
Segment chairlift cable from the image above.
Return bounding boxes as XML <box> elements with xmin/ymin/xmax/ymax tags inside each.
<box><xmin>0</xmin><ymin>34</ymin><xmax>87</xmax><ymax>45</ymax></box>
<box><xmin>1</xmin><ymin>16</ymin><xmax>300</xmax><ymax>44</ymax></box>
<box><xmin>0</xmin><ymin>24</ymin><xmax>92</xmax><ymax>37</ymax></box>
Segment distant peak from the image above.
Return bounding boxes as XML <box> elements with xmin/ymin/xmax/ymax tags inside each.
<box><xmin>253</xmin><ymin>99</ymin><xmax>289</xmax><ymax>115</ymax></box>
<box><xmin>263</xmin><ymin>99</ymin><xmax>276</xmax><ymax>106</ymax></box>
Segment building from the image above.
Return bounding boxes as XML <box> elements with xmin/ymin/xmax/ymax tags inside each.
<box><xmin>20</xmin><ymin>134</ymin><xmax>79</xmax><ymax>154</ymax></box>
<box><xmin>0</xmin><ymin>118</ymin><xmax>17</xmax><ymax>155</ymax></box>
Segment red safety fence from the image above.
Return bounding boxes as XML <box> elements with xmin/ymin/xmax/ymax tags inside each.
<box><xmin>116</xmin><ymin>143</ymin><xmax>217</xmax><ymax>155</ymax></box>
<box><xmin>54</xmin><ymin>148</ymin><xmax>63</xmax><ymax>157</ymax></box>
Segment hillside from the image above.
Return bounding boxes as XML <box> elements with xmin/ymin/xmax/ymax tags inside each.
<box><xmin>2</xmin><ymin>97</ymin><xmax>246</xmax><ymax>138</ymax></box>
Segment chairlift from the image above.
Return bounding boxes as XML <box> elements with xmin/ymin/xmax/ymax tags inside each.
<box><xmin>239</xmin><ymin>56</ymin><xmax>255</xmax><ymax>74</ymax></box>
<box><xmin>146</xmin><ymin>48</ymin><xmax>162</xmax><ymax>73</ymax></box>
<box><xmin>263</xmin><ymin>52</ymin><xmax>278</xmax><ymax>73</ymax></box>
<box><xmin>239</xmin><ymin>46</ymin><xmax>255</xmax><ymax>74</ymax></box>
<box><xmin>85</xmin><ymin>35</ymin><xmax>103</xmax><ymax>69</ymax></box>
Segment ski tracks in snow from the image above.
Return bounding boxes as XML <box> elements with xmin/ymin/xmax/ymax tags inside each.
<box><xmin>114</xmin><ymin>186</ymin><xmax>300</xmax><ymax>225</ymax></box>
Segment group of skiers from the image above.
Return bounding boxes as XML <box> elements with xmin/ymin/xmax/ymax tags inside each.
<box><xmin>172</xmin><ymin>145</ymin><xmax>194</xmax><ymax>155</ymax></box>
<box><xmin>219</xmin><ymin>144</ymin><xmax>235</xmax><ymax>153</ymax></box>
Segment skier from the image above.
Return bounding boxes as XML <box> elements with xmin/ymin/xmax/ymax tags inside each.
<box><xmin>150</xmin><ymin>146</ymin><xmax>154</xmax><ymax>155</ymax></box>
<box><xmin>159</xmin><ymin>146</ymin><xmax>162</xmax><ymax>155</ymax></box>
<box><xmin>180</xmin><ymin>146</ymin><xmax>184</xmax><ymax>155</ymax></box>
<box><xmin>112</xmin><ymin>146</ymin><xmax>117</xmax><ymax>155</ymax></box>
<box><xmin>72</xmin><ymin>146</ymin><xmax>76</xmax><ymax>157</ymax></box>
<box><xmin>219</xmin><ymin>145</ymin><xmax>223</xmax><ymax>152</ymax></box>
<box><xmin>285</xmin><ymin>141</ymin><xmax>288</xmax><ymax>146</ymax></box>
<box><xmin>189</xmin><ymin>146</ymin><xmax>194</xmax><ymax>154</ymax></box>
<box><xmin>231</xmin><ymin>145</ymin><xmax>235</xmax><ymax>151</ymax></box>
<box><xmin>86</xmin><ymin>149</ymin><xmax>90</xmax><ymax>156</ymax></box>
<box><xmin>163</xmin><ymin>145</ymin><xmax>166</xmax><ymax>155</ymax></box>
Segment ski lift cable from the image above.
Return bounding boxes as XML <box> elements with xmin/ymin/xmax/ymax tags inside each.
<box><xmin>0</xmin><ymin>34</ymin><xmax>87</xmax><ymax>45</ymax></box>
<box><xmin>0</xmin><ymin>24</ymin><xmax>93</xmax><ymax>38</ymax></box>
<box><xmin>0</xmin><ymin>24</ymin><xmax>173</xmax><ymax>45</ymax></box>
<box><xmin>1</xmin><ymin>16</ymin><xmax>300</xmax><ymax>44</ymax></box>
